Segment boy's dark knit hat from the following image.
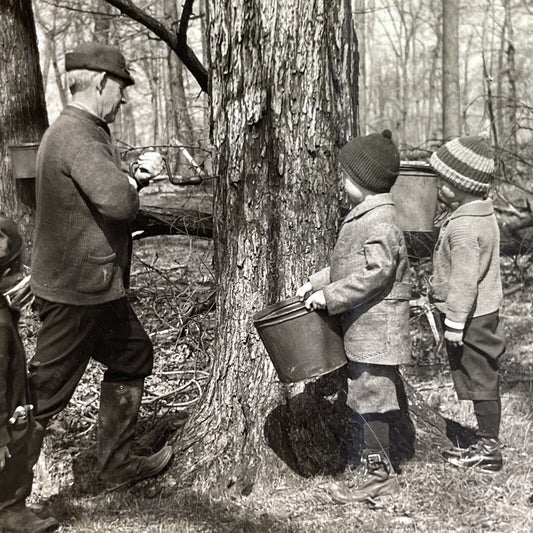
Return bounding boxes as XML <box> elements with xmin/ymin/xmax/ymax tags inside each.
<box><xmin>339</xmin><ymin>130</ymin><xmax>400</xmax><ymax>193</ymax></box>
<box><xmin>429</xmin><ymin>136</ymin><xmax>494</xmax><ymax>195</ymax></box>
<box><xmin>0</xmin><ymin>215</ymin><xmax>23</xmax><ymax>270</ymax></box>
<box><xmin>65</xmin><ymin>42</ymin><xmax>135</xmax><ymax>86</ymax></box>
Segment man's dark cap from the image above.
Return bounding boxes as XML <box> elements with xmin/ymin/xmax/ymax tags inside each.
<box><xmin>65</xmin><ymin>42</ymin><xmax>135</xmax><ymax>86</ymax></box>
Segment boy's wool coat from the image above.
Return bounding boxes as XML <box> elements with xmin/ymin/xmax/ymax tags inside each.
<box><xmin>309</xmin><ymin>194</ymin><xmax>411</xmax><ymax>365</ymax></box>
<box><xmin>0</xmin><ymin>294</ymin><xmax>31</xmax><ymax>449</ymax></box>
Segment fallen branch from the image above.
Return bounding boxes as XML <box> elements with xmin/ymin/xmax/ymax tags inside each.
<box><xmin>132</xmin><ymin>206</ymin><xmax>213</xmax><ymax>239</ymax></box>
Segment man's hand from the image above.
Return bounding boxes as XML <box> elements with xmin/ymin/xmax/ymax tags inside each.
<box><xmin>444</xmin><ymin>329</ymin><xmax>464</xmax><ymax>347</ymax></box>
<box><xmin>304</xmin><ymin>290</ymin><xmax>327</xmax><ymax>311</ymax></box>
<box><xmin>133</xmin><ymin>151</ymin><xmax>165</xmax><ymax>188</ymax></box>
<box><xmin>0</xmin><ymin>445</ymin><xmax>10</xmax><ymax>472</ymax></box>
<box><xmin>296</xmin><ymin>281</ymin><xmax>313</xmax><ymax>301</ymax></box>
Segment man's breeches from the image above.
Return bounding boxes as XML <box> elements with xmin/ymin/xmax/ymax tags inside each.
<box><xmin>29</xmin><ymin>297</ymin><xmax>153</xmax><ymax>425</ymax></box>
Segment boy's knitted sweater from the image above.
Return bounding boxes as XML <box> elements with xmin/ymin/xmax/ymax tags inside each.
<box><xmin>430</xmin><ymin>199</ymin><xmax>502</xmax><ymax>328</ymax></box>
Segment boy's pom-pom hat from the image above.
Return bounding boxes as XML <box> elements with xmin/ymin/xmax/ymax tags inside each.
<box><xmin>0</xmin><ymin>215</ymin><xmax>23</xmax><ymax>270</ymax></box>
<box><xmin>429</xmin><ymin>136</ymin><xmax>495</xmax><ymax>195</ymax></box>
<box><xmin>339</xmin><ymin>130</ymin><xmax>400</xmax><ymax>193</ymax></box>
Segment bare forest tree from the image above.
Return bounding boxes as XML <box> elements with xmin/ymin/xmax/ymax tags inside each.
<box><xmin>174</xmin><ymin>0</ymin><xmax>358</xmax><ymax>489</ymax></box>
<box><xmin>0</xmin><ymin>0</ymin><xmax>48</xmax><ymax>246</ymax></box>
<box><xmin>442</xmin><ymin>0</ymin><xmax>461</xmax><ymax>138</ymax></box>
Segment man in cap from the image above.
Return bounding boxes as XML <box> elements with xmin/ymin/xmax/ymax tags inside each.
<box><xmin>28</xmin><ymin>42</ymin><xmax>173</xmax><ymax>494</ymax></box>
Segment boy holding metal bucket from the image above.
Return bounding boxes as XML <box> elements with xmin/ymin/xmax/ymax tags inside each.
<box><xmin>297</xmin><ymin>130</ymin><xmax>411</xmax><ymax>502</ymax></box>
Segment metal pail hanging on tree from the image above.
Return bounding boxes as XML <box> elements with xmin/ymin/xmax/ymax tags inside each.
<box><xmin>391</xmin><ymin>161</ymin><xmax>439</xmax><ymax>258</ymax></box>
<box><xmin>8</xmin><ymin>143</ymin><xmax>40</xmax><ymax>179</ymax></box>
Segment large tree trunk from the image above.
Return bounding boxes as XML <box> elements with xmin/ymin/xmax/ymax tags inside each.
<box><xmin>176</xmin><ymin>0</ymin><xmax>358</xmax><ymax>491</ymax></box>
<box><xmin>0</xmin><ymin>0</ymin><xmax>48</xmax><ymax>247</ymax></box>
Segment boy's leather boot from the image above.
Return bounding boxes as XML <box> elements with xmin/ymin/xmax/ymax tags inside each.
<box><xmin>0</xmin><ymin>501</ymin><xmax>58</xmax><ymax>532</ymax></box>
<box><xmin>441</xmin><ymin>437</ymin><xmax>503</xmax><ymax>472</ymax></box>
<box><xmin>97</xmin><ymin>379</ymin><xmax>173</xmax><ymax>490</ymax></box>
<box><xmin>349</xmin><ymin>451</ymin><xmax>399</xmax><ymax>501</ymax></box>
<box><xmin>327</xmin><ymin>450</ymin><xmax>399</xmax><ymax>503</ymax></box>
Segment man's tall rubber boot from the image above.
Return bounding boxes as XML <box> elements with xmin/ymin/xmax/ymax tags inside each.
<box><xmin>97</xmin><ymin>379</ymin><xmax>173</xmax><ymax>490</ymax></box>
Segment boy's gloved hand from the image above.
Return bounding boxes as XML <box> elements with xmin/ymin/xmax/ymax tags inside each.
<box><xmin>444</xmin><ymin>329</ymin><xmax>463</xmax><ymax>347</ymax></box>
<box><xmin>0</xmin><ymin>444</ymin><xmax>10</xmax><ymax>471</ymax></box>
<box><xmin>296</xmin><ymin>281</ymin><xmax>313</xmax><ymax>301</ymax></box>
<box><xmin>304</xmin><ymin>290</ymin><xmax>327</xmax><ymax>311</ymax></box>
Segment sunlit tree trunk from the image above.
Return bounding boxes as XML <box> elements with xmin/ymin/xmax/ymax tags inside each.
<box><xmin>504</xmin><ymin>0</ymin><xmax>517</xmax><ymax>155</ymax></box>
<box><xmin>93</xmin><ymin>1</ymin><xmax>113</xmax><ymax>43</ymax></box>
<box><xmin>178</xmin><ymin>0</ymin><xmax>357</xmax><ymax>490</ymax></box>
<box><xmin>442</xmin><ymin>0</ymin><xmax>461</xmax><ymax>139</ymax></box>
<box><xmin>164</xmin><ymin>0</ymin><xmax>195</xmax><ymax>144</ymax></box>
<box><xmin>0</xmin><ymin>0</ymin><xmax>48</xmax><ymax>247</ymax></box>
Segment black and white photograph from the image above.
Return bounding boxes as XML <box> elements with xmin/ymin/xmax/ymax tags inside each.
<box><xmin>0</xmin><ymin>0</ymin><xmax>532</xmax><ymax>531</ymax></box>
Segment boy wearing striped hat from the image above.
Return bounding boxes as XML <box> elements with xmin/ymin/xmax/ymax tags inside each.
<box><xmin>429</xmin><ymin>136</ymin><xmax>506</xmax><ymax>472</ymax></box>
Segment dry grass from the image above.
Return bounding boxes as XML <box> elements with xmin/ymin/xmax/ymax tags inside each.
<box><xmin>21</xmin><ymin>225</ymin><xmax>533</xmax><ymax>532</ymax></box>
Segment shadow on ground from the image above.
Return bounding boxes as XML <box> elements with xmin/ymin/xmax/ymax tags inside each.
<box><xmin>45</xmin><ymin>484</ymin><xmax>304</xmax><ymax>533</ymax></box>
<box><xmin>263</xmin><ymin>368</ymin><xmax>416</xmax><ymax>478</ymax></box>
<box><xmin>68</xmin><ymin>413</ymin><xmax>186</xmax><ymax>497</ymax></box>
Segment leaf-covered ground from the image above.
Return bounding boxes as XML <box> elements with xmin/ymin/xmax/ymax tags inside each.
<box><xmin>20</xmin><ymin>188</ymin><xmax>533</xmax><ymax>532</ymax></box>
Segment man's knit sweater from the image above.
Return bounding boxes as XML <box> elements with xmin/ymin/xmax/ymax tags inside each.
<box><xmin>430</xmin><ymin>199</ymin><xmax>502</xmax><ymax>327</ymax></box>
<box><xmin>31</xmin><ymin>106</ymin><xmax>139</xmax><ymax>305</ymax></box>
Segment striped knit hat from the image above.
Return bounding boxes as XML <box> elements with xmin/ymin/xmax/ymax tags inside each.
<box><xmin>339</xmin><ymin>130</ymin><xmax>400</xmax><ymax>193</ymax></box>
<box><xmin>429</xmin><ymin>136</ymin><xmax>495</xmax><ymax>195</ymax></box>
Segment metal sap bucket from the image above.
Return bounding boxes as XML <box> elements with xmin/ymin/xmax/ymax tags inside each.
<box><xmin>391</xmin><ymin>161</ymin><xmax>438</xmax><ymax>258</ymax></box>
<box><xmin>8</xmin><ymin>143</ymin><xmax>40</xmax><ymax>179</ymax></box>
<box><xmin>391</xmin><ymin>161</ymin><xmax>438</xmax><ymax>231</ymax></box>
<box><xmin>253</xmin><ymin>296</ymin><xmax>347</xmax><ymax>383</ymax></box>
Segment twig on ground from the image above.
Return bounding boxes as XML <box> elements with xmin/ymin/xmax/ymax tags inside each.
<box><xmin>142</xmin><ymin>378</ymin><xmax>203</xmax><ymax>405</ymax></box>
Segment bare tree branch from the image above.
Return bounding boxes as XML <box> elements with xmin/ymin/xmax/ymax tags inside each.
<box><xmin>178</xmin><ymin>0</ymin><xmax>195</xmax><ymax>46</ymax></box>
<box><xmin>103</xmin><ymin>0</ymin><xmax>208</xmax><ymax>92</ymax></box>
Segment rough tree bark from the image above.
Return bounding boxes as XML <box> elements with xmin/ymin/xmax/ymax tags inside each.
<box><xmin>0</xmin><ymin>0</ymin><xmax>48</xmax><ymax>247</ymax></box>
<box><xmin>175</xmin><ymin>0</ymin><xmax>358</xmax><ymax>491</ymax></box>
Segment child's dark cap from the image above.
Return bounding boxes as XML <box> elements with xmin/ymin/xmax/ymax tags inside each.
<box><xmin>339</xmin><ymin>130</ymin><xmax>400</xmax><ymax>193</ymax></box>
<box><xmin>0</xmin><ymin>215</ymin><xmax>23</xmax><ymax>271</ymax></box>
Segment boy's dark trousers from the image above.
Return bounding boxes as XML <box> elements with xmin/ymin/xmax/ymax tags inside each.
<box><xmin>444</xmin><ymin>310</ymin><xmax>506</xmax><ymax>438</ymax></box>
<box><xmin>0</xmin><ymin>438</ymin><xmax>32</xmax><ymax>511</ymax></box>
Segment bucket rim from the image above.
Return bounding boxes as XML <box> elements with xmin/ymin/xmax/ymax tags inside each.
<box><xmin>253</xmin><ymin>296</ymin><xmax>305</xmax><ymax>322</ymax></box>
<box><xmin>8</xmin><ymin>142</ymin><xmax>41</xmax><ymax>150</ymax></box>
<box><xmin>399</xmin><ymin>161</ymin><xmax>436</xmax><ymax>175</ymax></box>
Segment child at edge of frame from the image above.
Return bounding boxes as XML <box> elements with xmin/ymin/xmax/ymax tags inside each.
<box><xmin>428</xmin><ymin>136</ymin><xmax>506</xmax><ymax>472</ymax></box>
<box><xmin>296</xmin><ymin>129</ymin><xmax>412</xmax><ymax>503</ymax></box>
<box><xmin>0</xmin><ymin>215</ymin><xmax>59</xmax><ymax>533</ymax></box>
